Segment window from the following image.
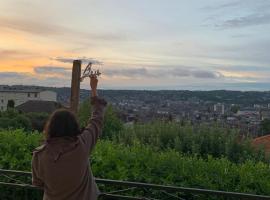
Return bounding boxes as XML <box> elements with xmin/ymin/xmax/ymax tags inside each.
<box><xmin>35</xmin><ymin>93</ymin><xmax>38</xmax><ymax>98</ymax></box>
<box><xmin>1</xmin><ymin>99</ymin><xmax>3</xmax><ymax>103</ymax></box>
<box><xmin>28</xmin><ymin>93</ymin><xmax>30</xmax><ymax>97</ymax></box>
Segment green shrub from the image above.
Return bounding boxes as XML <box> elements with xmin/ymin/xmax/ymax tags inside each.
<box><xmin>0</xmin><ymin>130</ymin><xmax>270</xmax><ymax>198</ymax></box>
<box><xmin>26</xmin><ymin>112</ymin><xmax>49</xmax><ymax>132</ymax></box>
<box><xmin>0</xmin><ymin>110</ymin><xmax>32</xmax><ymax>131</ymax></box>
<box><xmin>115</xmin><ymin>121</ymin><xmax>266</xmax><ymax>163</ymax></box>
<box><xmin>78</xmin><ymin>99</ymin><xmax>123</xmax><ymax>138</ymax></box>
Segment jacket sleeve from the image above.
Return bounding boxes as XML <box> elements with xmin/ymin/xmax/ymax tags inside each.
<box><xmin>31</xmin><ymin>152</ymin><xmax>44</xmax><ymax>188</ymax></box>
<box><xmin>79</xmin><ymin>96</ymin><xmax>107</xmax><ymax>154</ymax></box>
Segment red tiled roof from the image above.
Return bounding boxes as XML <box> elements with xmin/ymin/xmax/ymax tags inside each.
<box><xmin>251</xmin><ymin>134</ymin><xmax>270</xmax><ymax>155</ymax></box>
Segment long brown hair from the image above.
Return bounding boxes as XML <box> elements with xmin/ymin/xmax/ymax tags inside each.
<box><xmin>44</xmin><ymin>109</ymin><xmax>80</xmax><ymax>139</ymax></box>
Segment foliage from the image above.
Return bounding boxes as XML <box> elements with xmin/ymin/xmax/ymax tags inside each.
<box><xmin>230</xmin><ymin>105</ymin><xmax>240</xmax><ymax>113</ymax></box>
<box><xmin>260</xmin><ymin>119</ymin><xmax>270</xmax><ymax>136</ymax></box>
<box><xmin>25</xmin><ymin>112</ymin><xmax>49</xmax><ymax>132</ymax></box>
<box><xmin>93</xmin><ymin>140</ymin><xmax>270</xmax><ymax>195</ymax></box>
<box><xmin>78</xmin><ymin>98</ymin><xmax>123</xmax><ymax>138</ymax></box>
<box><xmin>0</xmin><ymin>109</ymin><xmax>32</xmax><ymax>131</ymax></box>
<box><xmin>0</xmin><ymin>130</ymin><xmax>41</xmax><ymax>170</ymax></box>
<box><xmin>0</xmin><ymin>109</ymin><xmax>48</xmax><ymax>132</ymax></box>
<box><xmin>115</xmin><ymin>121</ymin><xmax>267</xmax><ymax>163</ymax></box>
<box><xmin>78</xmin><ymin>98</ymin><xmax>92</xmax><ymax>127</ymax></box>
<box><xmin>0</xmin><ymin>130</ymin><xmax>270</xmax><ymax>199</ymax></box>
<box><xmin>103</xmin><ymin>104</ymin><xmax>123</xmax><ymax>138</ymax></box>
<box><xmin>7</xmin><ymin>100</ymin><xmax>15</xmax><ymax>109</ymax></box>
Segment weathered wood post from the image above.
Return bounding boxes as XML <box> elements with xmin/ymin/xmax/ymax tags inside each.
<box><xmin>70</xmin><ymin>60</ymin><xmax>81</xmax><ymax>114</ymax></box>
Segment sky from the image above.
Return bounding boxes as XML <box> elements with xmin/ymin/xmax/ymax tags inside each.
<box><xmin>0</xmin><ymin>0</ymin><xmax>270</xmax><ymax>90</ymax></box>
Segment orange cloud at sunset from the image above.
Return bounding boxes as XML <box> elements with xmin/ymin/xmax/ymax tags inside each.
<box><xmin>0</xmin><ymin>0</ymin><xmax>270</xmax><ymax>90</ymax></box>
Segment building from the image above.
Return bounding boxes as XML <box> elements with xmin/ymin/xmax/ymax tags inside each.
<box><xmin>0</xmin><ymin>88</ymin><xmax>57</xmax><ymax>111</ymax></box>
<box><xmin>214</xmin><ymin>103</ymin><xmax>225</xmax><ymax>115</ymax></box>
<box><xmin>16</xmin><ymin>100</ymin><xmax>62</xmax><ymax>113</ymax></box>
<box><xmin>260</xmin><ymin>109</ymin><xmax>270</xmax><ymax>120</ymax></box>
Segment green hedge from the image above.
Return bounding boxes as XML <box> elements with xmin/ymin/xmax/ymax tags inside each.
<box><xmin>116</xmin><ymin>122</ymin><xmax>267</xmax><ymax>163</ymax></box>
<box><xmin>0</xmin><ymin>130</ymin><xmax>270</xmax><ymax>198</ymax></box>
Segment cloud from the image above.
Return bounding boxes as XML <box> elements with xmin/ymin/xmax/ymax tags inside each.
<box><xmin>191</xmin><ymin>70</ymin><xmax>222</xmax><ymax>78</ymax></box>
<box><xmin>0</xmin><ymin>16</ymin><xmax>129</xmax><ymax>42</ymax></box>
<box><xmin>0</xmin><ymin>71</ymin><xmax>70</xmax><ymax>87</ymax></box>
<box><xmin>54</xmin><ymin>56</ymin><xmax>103</xmax><ymax>65</ymax></box>
<box><xmin>219</xmin><ymin>65</ymin><xmax>270</xmax><ymax>72</ymax></box>
<box><xmin>0</xmin><ymin>72</ymin><xmax>28</xmax><ymax>79</ymax></box>
<box><xmin>105</xmin><ymin>68</ymin><xmax>149</xmax><ymax>77</ymax></box>
<box><xmin>34</xmin><ymin>66</ymin><xmax>71</xmax><ymax>77</ymax></box>
<box><xmin>0</xmin><ymin>16</ymin><xmax>67</xmax><ymax>36</ymax></box>
<box><xmin>103</xmin><ymin>67</ymin><xmax>223</xmax><ymax>79</ymax></box>
<box><xmin>203</xmin><ymin>0</ymin><xmax>270</xmax><ymax>29</ymax></box>
<box><xmin>217</xmin><ymin>14</ymin><xmax>270</xmax><ymax>29</ymax></box>
<box><xmin>0</xmin><ymin>49</ymin><xmax>34</xmax><ymax>58</ymax></box>
<box><xmin>203</xmin><ymin>1</ymin><xmax>242</xmax><ymax>10</ymax></box>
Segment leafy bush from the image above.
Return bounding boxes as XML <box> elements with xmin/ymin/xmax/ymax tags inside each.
<box><xmin>0</xmin><ymin>130</ymin><xmax>270</xmax><ymax>198</ymax></box>
<box><xmin>25</xmin><ymin>112</ymin><xmax>49</xmax><ymax>132</ymax></box>
<box><xmin>78</xmin><ymin>98</ymin><xmax>123</xmax><ymax>138</ymax></box>
<box><xmin>0</xmin><ymin>130</ymin><xmax>41</xmax><ymax>170</ymax></box>
<box><xmin>0</xmin><ymin>109</ymin><xmax>32</xmax><ymax>131</ymax></box>
<box><xmin>260</xmin><ymin>119</ymin><xmax>270</xmax><ymax>136</ymax></box>
<box><xmin>93</xmin><ymin>140</ymin><xmax>270</xmax><ymax>195</ymax></box>
<box><xmin>0</xmin><ymin>109</ymin><xmax>48</xmax><ymax>132</ymax></box>
<box><xmin>115</xmin><ymin>121</ymin><xmax>267</xmax><ymax>163</ymax></box>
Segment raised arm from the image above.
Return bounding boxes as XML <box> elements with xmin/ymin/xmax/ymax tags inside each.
<box><xmin>79</xmin><ymin>75</ymin><xmax>107</xmax><ymax>154</ymax></box>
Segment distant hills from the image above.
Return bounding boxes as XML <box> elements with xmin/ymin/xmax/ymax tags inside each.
<box><xmin>1</xmin><ymin>85</ymin><xmax>270</xmax><ymax>106</ymax></box>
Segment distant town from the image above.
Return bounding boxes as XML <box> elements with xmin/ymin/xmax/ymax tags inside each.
<box><xmin>1</xmin><ymin>85</ymin><xmax>270</xmax><ymax>137</ymax></box>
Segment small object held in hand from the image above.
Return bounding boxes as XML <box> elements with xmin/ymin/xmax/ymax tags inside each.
<box><xmin>80</xmin><ymin>62</ymin><xmax>101</xmax><ymax>82</ymax></box>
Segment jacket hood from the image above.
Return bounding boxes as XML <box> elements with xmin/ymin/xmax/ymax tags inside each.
<box><xmin>46</xmin><ymin>136</ymin><xmax>79</xmax><ymax>162</ymax></box>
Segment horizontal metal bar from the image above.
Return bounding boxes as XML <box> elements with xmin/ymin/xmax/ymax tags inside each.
<box><xmin>0</xmin><ymin>182</ymin><xmax>41</xmax><ymax>190</ymax></box>
<box><xmin>95</xmin><ymin>178</ymin><xmax>270</xmax><ymax>199</ymax></box>
<box><xmin>0</xmin><ymin>169</ymin><xmax>31</xmax><ymax>176</ymax></box>
<box><xmin>100</xmin><ymin>194</ymin><xmax>148</xmax><ymax>200</ymax></box>
<box><xmin>1</xmin><ymin>169</ymin><xmax>270</xmax><ymax>199</ymax></box>
<box><xmin>105</xmin><ymin>187</ymin><xmax>137</xmax><ymax>195</ymax></box>
<box><xmin>0</xmin><ymin>183</ymin><xmax>145</xmax><ymax>200</ymax></box>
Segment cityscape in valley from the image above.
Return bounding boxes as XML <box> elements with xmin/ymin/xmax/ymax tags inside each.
<box><xmin>1</xmin><ymin>85</ymin><xmax>270</xmax><ymax>137</ymax></box>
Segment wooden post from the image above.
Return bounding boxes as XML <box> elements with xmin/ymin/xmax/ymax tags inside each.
<box><xmin>70</xmin><ymin>60</ymin><xmax>81</xmax><ymax>114</ymax></box>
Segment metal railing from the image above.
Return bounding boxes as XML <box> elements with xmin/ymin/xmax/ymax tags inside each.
<box><xmin>0</xmin><ymin>169</ymin><xmax>270</xmax><ymax>200</ymax></box>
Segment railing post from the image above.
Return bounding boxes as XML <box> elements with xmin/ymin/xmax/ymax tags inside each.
<box><xmin>70</xmin><ymin>60</ymin><xmax>81</xmax><ymax>114</ymax></box>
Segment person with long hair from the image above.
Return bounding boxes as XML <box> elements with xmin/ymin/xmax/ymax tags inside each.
<box><xmin>32</xmin><ymin>75</ymin><xmax>107</xmax><ymax>200</ymax></box>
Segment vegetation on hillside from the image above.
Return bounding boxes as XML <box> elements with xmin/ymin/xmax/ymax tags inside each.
<box><xmin>115</xmin><ymin>122</ymin><xmax>267</xmax><ymax>163</ymax></box>
<box><xmin>0</xmin><ymin>130</ymin><xmax>270</xmax><ymax>199</ymax></box>
<box><xmin>0</xmin><ymin>109</ymin><xmax>48</xmax><ymax>132</ymax></box>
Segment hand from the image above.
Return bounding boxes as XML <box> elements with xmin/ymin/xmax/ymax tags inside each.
<box><xmin>90</xmin><ymin>75</ymin><xmax>98</xmax><ymax>97</ymax></box>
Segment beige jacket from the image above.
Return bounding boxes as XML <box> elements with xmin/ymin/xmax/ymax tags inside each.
<box><xmin>32</xmin><ymin>96</ymin><xmax>107</xmax><ymax>200</ymax></box>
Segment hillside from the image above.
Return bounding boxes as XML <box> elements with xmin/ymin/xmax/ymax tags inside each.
<box><xmin>1</xmin><ymin>85</ymin><xmax>270</xmax><ymax>106</ymax></box>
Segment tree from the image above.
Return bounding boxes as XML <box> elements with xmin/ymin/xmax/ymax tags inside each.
<box><xmin>78</xmin><ymin>98</ymin><xmax>123</xmax><ymax>138</ymax></box>
<box><xmin>260</xmin><ymin>119</ymin><xmax>270</xmax><ymax>136</ymax></box>
<box><xmin>231</xmin><ymin>105</ymin><xmax>240</xmax><ymax>114</ymax></box>
<box><xmin>7</xmin><ymin>100</ymin><xmax>15</xmax><ymax>109</ymax></box>
<box><xmin>78</xmin><ymin>98</ymin><xmax>92</xmax><ymax>127</ymax></box>
<box><xmin>103</xmin><ymin>104</ymin><xmax>123</xmax><ymax>138</ymax></box>
<box><xmin>26</xmin><ymin>112</ymin><xmax>49</xmax><ymax>132</ymax></box>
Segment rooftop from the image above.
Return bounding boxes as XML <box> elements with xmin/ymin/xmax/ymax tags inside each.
<box><xmin>251</xmin><ymin>134</ymin><xmax>270</xmax><ymax>155</ymax></box>
<box><xmin>16</xmin><ymin>100</ymin><xmax>63</xmax><ymax>113</ymax></box>
<box><xmin>0</xmin><ymin>85</ymin><xmax>47</xmax><ymax>93</ymax></box>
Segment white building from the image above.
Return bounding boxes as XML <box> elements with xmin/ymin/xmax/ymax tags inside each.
<box><xmin>0</xmin><ymin>89</ymin><xmax>57</xmax><ymax>111</ymax></box>
<box><xmin>214</xmin><ymin>103</ymin><xmax>225</xmax><ymax>115</ymax></box>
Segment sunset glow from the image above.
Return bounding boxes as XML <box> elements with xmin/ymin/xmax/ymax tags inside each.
<box><xmin>1</xmin><ymin>0</ymin><xmax>270</xmax><ymax>90</ymax></box>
